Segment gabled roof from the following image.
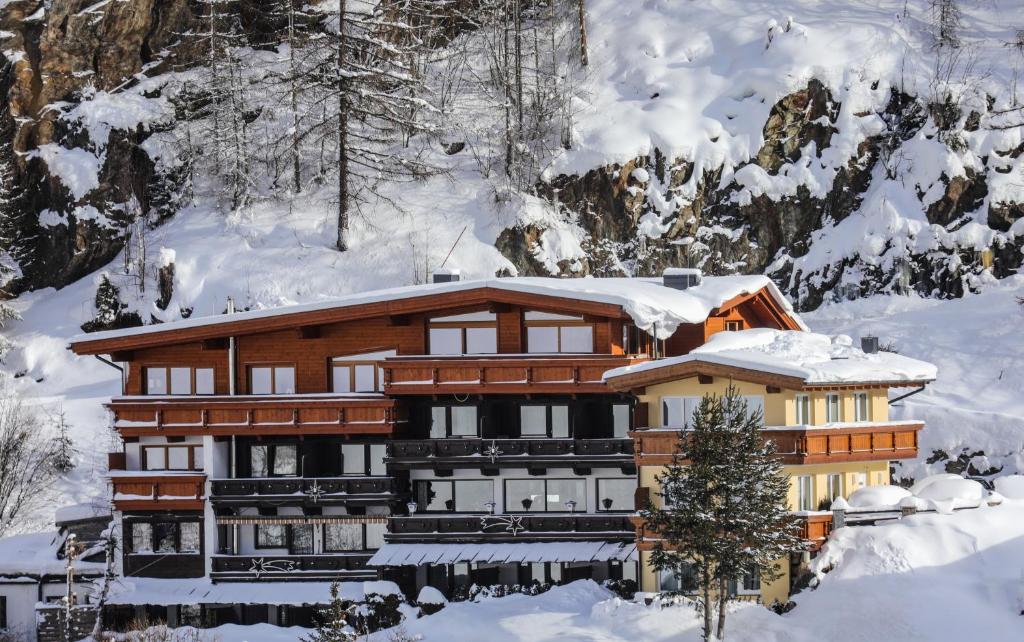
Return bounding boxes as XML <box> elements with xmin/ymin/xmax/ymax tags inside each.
<box><xmin>68</xmin><ymin>275</ymin><xmax>806</xmax><ymax>354</ymax></box>
<box><xmin>604</xmin><ymin>329</ymin><xmax>937</xmax><ymax>390</ymax></box>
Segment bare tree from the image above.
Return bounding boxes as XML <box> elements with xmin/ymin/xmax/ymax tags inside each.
<box><xmin>0</xmin><ymin>380</ymin><xmax>61</xmax><ymax>536</ymax></box>
<box><xmin>930</xmin><ymin>0</ymin><xmax>963</xmax><ymax>49</ymax></box>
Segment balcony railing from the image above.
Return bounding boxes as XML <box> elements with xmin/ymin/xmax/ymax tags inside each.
<box><xmin>210</xmin><ymin>476</ymin><xmax>399</xmax><ymax>505</ymax></box>
<box><xmin>382</xmin><ymin>355</ymin><xmax>644</xmax><ymax>395</ymax></box>
<box><xmin>797</xmin><ymin>513</ymin><xmax>833</xmax><ymax>551</ymax></box>
<box><xmin>107</xmin><ymin>395</ymin><xmax>398</xmax><ymax>437</ymax></box>
<box><xmin>631</xmin><ymin>421</ymin><xmax>924</xmax><ymax>466</ymax></box>
<box><xmin>385</xmin><ymin>514</ymin><xmax>635</xmax><ymax>543</ymax></box>
<box><xmin>386</xmin><ymin>438</ymin><xmax>634</xmax><ymax>470</ymax></box>
<box><xmin>110</xmin><ymin>472</ymin><xmax>206</xmax><ymax>511</ymax></box>
<box><xmin>210</xmin><ymin>553</ymin><xmax>375</xmax><ymax>581</ymax></box>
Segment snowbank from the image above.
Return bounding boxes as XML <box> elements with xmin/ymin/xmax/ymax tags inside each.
<box><xmin>993</xmin><ymin>475</ymin><xmax>1024</xmax><ymax>500</ymax></box>
<box><xmin>846</xmin><ymin>485</ymin><xmax>911</xmax><ymax>509</ymax></box>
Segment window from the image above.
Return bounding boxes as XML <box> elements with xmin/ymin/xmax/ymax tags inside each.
<box><xmin>428</xmin><ymin>315</ymin><xmax>498</xmax><ymax>355</ymax></box>
<box><xmin>794</xmin><ymin>394</ymin><xmax>811</xmax><ymax>425</ymax></box>
<box><xmin>658</xmin><ymin>564</ymin><xmax>697</xmax><ymax>592</ymax></box>
<box><xmin>369</xmin><ymin>444</ymin><xmax>387</xmax><ymax>476</ymax></box>
<box><xmin>342</xmin><ymin>443</ymin><xmax>367</xmax><ymax>475</ymax></box>
<box><xmin>725</xmin><ymin>395</ymin><xmax>765</xmax><ymax>424</ymax></box>
<box><xmin>143</xmin><ymin>445</ymin><xmax>203</xmax><ymax>471</ymax></box>
<box><xmin>250</xmin><ymin>443</ymin><xmax>299</xmax><ymax>477</ymax></box>
<box><xmin>132</xmin><ymin>522</ymin><xmax>153</xmax><ymax>553</ymax></box>
<box><xmin>725</xmin><ymin>320</ymin><xmax>744</xmax><ymax>331</ymax></box>
<box><xmin>662</xmin><ymin>396</ymin><xmax>700</xmax><ymax>428</ymax></box>
<box><xmin>291</xmin><ymin>524</ymin><xmax>314</xmax><ymax>555</ymax></box>
<box><xmin>736</xmin><ymin>567</ymin><xmax>760</xmax><ymax>594</ymax></box>
<box><xmin>331</xmin><ymin>351</ymin><xmax>394</xmax><ymax>393</ymax></box>
<box><xmin>854</xmin><ymin>472</ymin><xmax>868</xmax><ymax>490</ymax></box>
<box><xmin>248</xmin><ymin>365</ymin><xmax>296</xmax><ymax>394</ymax></box>
<box><xmin>825</xmin><ymin>394</ymin><xmax>841</xmax><ymax>423</ymax></box>
<box><xmin>325</xmin><ymin>523</ymin><xmax>364</xmax><ymax>551</ymax></box>
<box><xmin>519</xmin><ymin>405</ymin><xmax>570</xmax><ymax>438</ymax></box>
<box><xmin>797</xmin><ymin>475</ymin><xmax>814</xmax><ymax>511</ymax></box>
<box><xmin>504</xmin><ymin>479</ymin><xmax>586</xmax><ymax>512</ymax></box>
<box><xmin>366</xmin><ymin>522</ymin><xmax>386</xmax><ymax>549</ymax></box>
<box><xmin>597</xmin><ymin>478</ymin><xmax>635</xmax><ymax>512</ymax></box>
<box><xmin>526</xmin><ymin>324</ymin><xmax>594</xmax><ymax>353</ymax></box>
<box><xmin>854</xmin><ymin>393</ymin><xmax>871</xmax><ymax>421</ymax></box>
<box><xmin>827</xmin><ymin>473</ymin><xmax>844</xmax><ymax>502</ymax></box>
<box><xmin>612</xmin><ymin>404</ymin><xmax>630</xmax><ymax>438</ymax></box>
<box><xmin>129</xmin><ymin>521</ymin><xmax>200</xmax><ymax>554</ymax></box>
<box><xmin>429</xmin><ymin>406</ymin><xmax>479</xmax><ymax>438</ymax></box>
<box><xmin>144</xmin><ymin>367</ymin><xmax>215</xmax><ymax>395</ymax></box>
<box><xmin>255</xmin><ymin>524</ymin><xmax>287</xmax><ymax>548</ymax></box>
<box><xmin>415</xmin><ymin>479</ymin><xmax>494</xmax><ymax>512</ymax></box>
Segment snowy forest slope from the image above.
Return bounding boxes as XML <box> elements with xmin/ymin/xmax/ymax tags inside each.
<box><xmin>0</xmin><ymin>0</ymin><xmax>1019</xmax><ymax>531</ymax></box>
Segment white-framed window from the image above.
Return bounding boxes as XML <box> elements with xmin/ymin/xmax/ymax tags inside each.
<box><xmin>331</xmin><ymin>351</ymin><xmax>394</xmax><ymax>393</ymax></box>
<box><xmin>662</xmin><ymin>396</ymin><xmax>700</xmax><ymax>428</ymax></box>
<box><xmin>827</xmin><ymin>473</ymin><xmax>844</xmax><ymax>502</ymax></box>
<box><xmin>658</xmin><ymin>564</ymin><xmax>697</xmax><ymax>593</ymax></box>
<box><xmin>825</xmin><ymin>394</ymin><xmax>841</xmax><ymax>423</ymax></box>
<box><xmin>738</xmin><ymin>567</ymin><xmax>760</xmax><ymax>594</ymax></box>
<box><xmin>794</xmin><ymin>394</ymin><xmax>811</xmax><ymax>425</ymax></box>
<box><xmin>519</xmin><ymin>405</ymin><xmax>570</xmax><ymax>438</ymax></box>
<box><xmin>144</xmin><ymin>367</ymin><xmax>215</xmax><ymax>395</ymax></box>
<box><xmin>428</xmin><ymin>313</ymin><xmax>498</xmax><ymax>355</ymax></box>
<box><xmin>248</xmin><ymin>365</ymin><xmax>296</xmax><ymax>394</ymax></box>
<box><xmin>797</xmin><ymin>475</ymin><xmax>814</xmax><ymax>511</ymax></box>
<box><xmin>854</xmin><ymin>392</ymin><xmax>871</xmax><ymax>421</ymax></box>
<box><xmin>525</xmin><ymin>314</ymin><xmax>594</xmax><ymax>353</ymax></box>
<box><xmin>725</xmin><ymin>320</ymin><xmax>744</xmax><ymax>331</ymax></box>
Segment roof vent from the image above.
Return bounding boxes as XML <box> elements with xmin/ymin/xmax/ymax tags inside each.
<box><xmin>861</xmin><ymin>336</ymin><xmax>879</xmax><ymax>354</ymax></box>
<box><xmin>432</xmin><ymin>268</ymin><xmax>461</xmax><ymax>284</ymax></box>
<box><xmin>663</xmin><ymin>267</ymin><xmax>702</xmax><ymax>290</ymax></box>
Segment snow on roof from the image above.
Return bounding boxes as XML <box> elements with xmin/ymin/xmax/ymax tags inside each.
<box><xmin>604</xmin><ymin>328</ymin><xmax>937</xmax><ymax>385</ymax></box>
<box><xmin>104</xmin><ymin>577</ymin><xmax>399</xmax><ymax>606</ymax></box>
<box><xmin>54</xmin><ymin>500</ymin><xmax>111</xmax><ymax>525</ymax></box>
<box><xmin>0</xmin><ymin>531</ymin><xmax>104</xmax><ymax>577</ymax></box>
<box><xmin>367</xmin><ymin>541</ymin><xmax>638</xmax><ymax>566</ymax></box>
<box><xmin>70</xmin><ymin>275</ymin><xmax>805</xmax><ymax>345</ymax></box>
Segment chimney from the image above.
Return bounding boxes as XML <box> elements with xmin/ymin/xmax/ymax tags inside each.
<box><xmin>663</xmin><ymin>267</ymin><xmax>702</xmax><ymax>290</ymax></box>
<box><xmin>432</xmin><ymin>268</ymin><xmax>461</xmax><ymax>284</ymax></box>
<box><xmin>861</xmin><ymin>336</ymin><xmax>879</xmax><ymax>354</ymax></box>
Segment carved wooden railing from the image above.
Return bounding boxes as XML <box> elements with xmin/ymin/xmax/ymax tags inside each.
<box><xmin>111</xmin><ymin>473</ymin><xmax>206</xmax><ymax>510</ymax></box>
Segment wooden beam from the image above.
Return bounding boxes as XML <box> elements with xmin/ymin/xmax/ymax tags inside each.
<box><xmin>698</xmin><ymin>374</ymin><xmax>714</xmax><ymax>384</ymax></box>
<box><xmin>297</xmin><ymin>325</ymin><xmax>321</xmax><ymax>339</ymax></box>
<box><xmin>201</xmin><ymin>338</ymin><xmax>228</xmax><ymax>350</ymax></box>
<box><xmin>109</xmin><ymin>350</ymin><xmax>134</xmax><ymax>362</ymax></box>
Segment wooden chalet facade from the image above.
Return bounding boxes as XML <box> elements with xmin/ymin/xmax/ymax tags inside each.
<box><xmin>69</xmin><ymin>272</ymin><xmax>805</xmax><ymax>626</ymax></box>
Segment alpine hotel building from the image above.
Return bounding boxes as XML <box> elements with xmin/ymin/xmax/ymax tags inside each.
<box><xmin>65</xmin><ymin>270</ymin><xmax>931</xmax><ymax>627</ymax></box>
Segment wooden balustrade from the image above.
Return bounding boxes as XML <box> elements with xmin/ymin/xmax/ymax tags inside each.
<box><xmin>386</xmin><ymin>438</ymin><xmax>635</xmax><ymax>469</ymax></box>
<box><xmin>386</xmin><ymin>514</ymin><xmax>635</xmax><ymax>542</ymax></box>
<box><xmin>383</xmin><ymin>355</ymin><xmax>643</xmax><ymax>394</ymax></box>
<box><xmin>210</xmin><ymin>476</ymin><xmax>398</xmax><ymax>504</ymax></box>
<box><xmin>108</xmin><ymin>395</ymin><xmax>398</xmax><ymax>437</ymax></box>
<box><xmin>111</xmin><ymin>473</ymin><xmax>206</xmax><ymax>511</ymax></box>
<box><xmin>631</xmin><ymin>422</ymin><xmax>924</xmax><ymax>466</ymax></box>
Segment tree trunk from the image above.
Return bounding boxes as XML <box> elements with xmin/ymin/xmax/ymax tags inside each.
<box><xmin>702</xmin><ymin>565</ymin><xmax>713</xmax><ymax>642</ymax></box>
<box><xmin>336</xmin><ymin>0</ymin><xmax>350</xmax><ymax>252</ymax></box>
<box><xmin>716</xmin><ymin>575</ymin><xmax>728</xmax><ymax>639</ymax></box>
<box><xmin>577</xmin><ymin>0</ymin><xmax>589</xmax><ymax>66</ymax></box>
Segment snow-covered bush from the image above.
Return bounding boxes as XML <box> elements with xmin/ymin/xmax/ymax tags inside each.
<box><xmin>416</xmin><ymin>586</ymin><xmax>448</xmax><ymax>615</ymax></box>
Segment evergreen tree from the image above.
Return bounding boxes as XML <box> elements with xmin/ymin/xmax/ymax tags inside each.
<box><xmin>642</xmin><ymin>385</ymin><xmax>803</xmax><ymax>641</ymax></box>
<box><xmin>303</xmin><ymin>581</ymin><xmax>358</xmax><ymax>642</ymax></box>
<box><xmin>51</xmin><ymin>407</ymin><xmax>75</xmax><ymax>474</ymax></box>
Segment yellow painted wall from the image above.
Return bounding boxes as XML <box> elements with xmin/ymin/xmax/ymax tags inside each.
<box><xmin>638</xmin><ymin>551</ymin><xmax>790</xmax><ymax>606</ymax></box>
<box><xmin>782</xmin><ymin>460</ymin><xmax>890</xmax><ymax>512</ymax></box>
<box><xmin>638</xmin><ymin>377</ymin><xmax>889</xmax><ymax>426</ymax></box>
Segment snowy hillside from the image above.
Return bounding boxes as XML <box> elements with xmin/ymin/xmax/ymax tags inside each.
<box><xmin>0</xmin><ymin>0</ymin><xmax>1021</xmax><ymax>533</ymax></box>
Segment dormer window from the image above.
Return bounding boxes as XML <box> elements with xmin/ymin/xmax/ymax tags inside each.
<box><xmin>428</xmin><ymin>312</ymin><xmax>497</xmax><ymax>355</ymax></box>
<box><xmin>525</xmin><ymin>312</ymin><xmax>593</xmax><ymax>353</ymax></box>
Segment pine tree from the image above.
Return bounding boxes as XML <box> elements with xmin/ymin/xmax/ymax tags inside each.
<box><xmin>303</xmin><ymin>581</ymin><xmax>358</xmax><ymax>642</ymax></box>
<box><xmin>51</xmin><ymin>407</ymin><xmax>75</xmax><ymax>474</ymax></box>
<box><xmin>642</xmin><ymin>386</ymin><xmax>804</xmax><ymax>641</ymax></box>
<box><xmin>931</xmin><ymin>0</ymin><xmax>963</xmax><ymax>48</ymax></box>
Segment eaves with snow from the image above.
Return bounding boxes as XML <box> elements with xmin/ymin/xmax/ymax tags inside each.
<box><xmin>604</xmin><ymin>328</ymin><xmax>937</xmax><ymax>388</ymax></box>
<box><xmin>68</xmin><ymin>275</ymin><xmax>806</xmax><ymax>352</ymax></box>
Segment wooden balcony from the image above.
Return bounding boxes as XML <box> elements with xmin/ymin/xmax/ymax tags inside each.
<box><xmin>210</xmin><ymin>553</ymin><xmax>375</xmax><ymax>581</ymax></box>
<box><xmin>110</xmin><ymin>472</ymin><xmax>206</xmax><ymax>511</ymax></box>
<box><xmin>210</xmin><ymin>476</ymin><xmax>399</xmax><ymax>506</ymax></box>
<box><xmin>386</xmin><ymin>514</ymin><xmax>635</xmax><ymax>543</ymax></box>
<box><xmin>631</xmin><ymin>421</ymin><xmax>924</xmax><ymax>466</ymax></box>
<box><xmin>797</xmin><ymin>513</ymin><xmax>833</xmax><ymax>551</ymax></box>
<box><xmin>386</xmin><ymin>438</ymin><xmax>635</xmax><ymax>470</ymax></box>
<box><xmin>382</xmin><ymin>355</ymin><xmax>644</xmax><ymax>395</ymax></box>
<box><xmin>107</xmin><ymin>395</ymin><xmax>399</xmax><ymax>437</ymax></box>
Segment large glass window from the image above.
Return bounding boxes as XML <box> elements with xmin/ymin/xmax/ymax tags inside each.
<box><xmin>131</xmin><ymin>523</ymin><xmax>153</xmax><ymax>553</ymax></box>
<box><xmin>526</xmin><ymin>324</ymin><xmax>594</xmax><ymax>353</ymax></box>
<box><xmin>325</xmin><ymin>524</ymin><xmax>364</xmax><ymax>551</ymax></box>
<box><xmin>518</xmin><ymin>405</ymin><xmax>570</xmax><ymax>438</ymax></box>
<box><xmin>248</xmin><ymin>366</ymin><xmax>296</xmax><ymax>394</ymax></box>
<box><xmin>430</xmin><ymin>406</ymin><xmax>479</xmax><ymax>438</ymax></box>
<box><xmin>415</xmin><ymin>479</ymin><xmax>493</xmax><ymax>512</ymax></box>
<box><xmin>597</xmin><ymin>478</ymin><xmax>635</xmax><ymax>512</ymax></box>
<box><xmin>179</xmin><ymin>522</ymin><xmax>201</xmax><ymax>553</ymax></box>
<box><xmin>291</xmin><ymin>524</ymin><xmax>314</xmax><ymax>555</ymax></box>
<box><xmin>505</xmin><ymin>479</ymin><xmax>585</xmax><ymax>512</ymax></box>
<box><xmin>145</xmin><ymin>367</ymin><xmax>168</xmax><ymax>395</ymax></box>
<box><xmin>342</xmin><ymin>443</ymin><xmax>367</xmax><ymax>475</ymax></box>
<box><xmin>797</xmin><ymin>475</ymin><xmax>814</xmax><ymax>511</ymax></box>
<box><xmin>255</xmin><ymin>524</ymin><xmax>287</xmax><ymax>548</ymax></box>
<box><xmin>505</xmin><ymin>479</ymin><xmax>545</xmax><ymax>512</ymax></box>
<box><xmin>143</xmin><ymin>445</ymin><xmax>202</xmax><ymax>471</ymax></box>
<box><xmin>145</xmin><ymin>367</ymin><xmax>215</xmax><ymax>395</ymax></box>
<box><xmin>170</xmin><ymin>368</ymin><xmax>191</xmax><ymax>395</ymax></box>
<box><xmin>369</xmin><ymin>444</ymin><xmax>387</xmax><ymax>476</ymax></box>
<box><xmin>428</xmin><ymin>327</ymin><xmax>464</xmax><ymax>355</ymax></box>
<box><xmin>366</xmin><ymin>522</ymin><xmax>386</xmax><ymax>549</ymax></box>
<box><xmin>551</xmin><ymin>406</ymin><xmax>569</xmax><ymax>438</ymax></box>
<box><xmin>129</xmin><ymin>521</ymin><xmax>200</xmax><ymax>555</ymax></box>
<box><xmin>465</xmin><ymin>327</ymin><xmax>498</xmax><ymax>353</ymax></box>
<box><xmin>250</xmin><ymin>443</ymin><xmax>298</xmax><ymax>477</ymax></box>
<box><xmin>662</xmin><ymin>396</ymin><xmax>700</xmax><ymax>427</ymax></box>
<box><xmin>195</xmin><ymin>368</ymin><xmax>215</xmax><ymax>395</ymax></box>
<box><xmin>659</xmin><ymin>564</ymin><xmax>697</xmax><ymax>592</ymax></box>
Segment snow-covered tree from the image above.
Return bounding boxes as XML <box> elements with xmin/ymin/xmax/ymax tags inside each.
<box><xmin>304</xmin><ymin>581</ymin><xmax>358</xmax><ymax>642</ymax></box>
<box><xmin>930</xmin><ymin>0</ymin><xmax>963</xmax><ymax>49</ymax></box>
<box><xmin>51</xmin><ymin>407</ymin><xmax>75</xmax><ymax>474</ymax></box>
<box><xmin>642</xmin><ymin>386</ymin><xmax>803</xmax><ymax>641</ymax></box>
